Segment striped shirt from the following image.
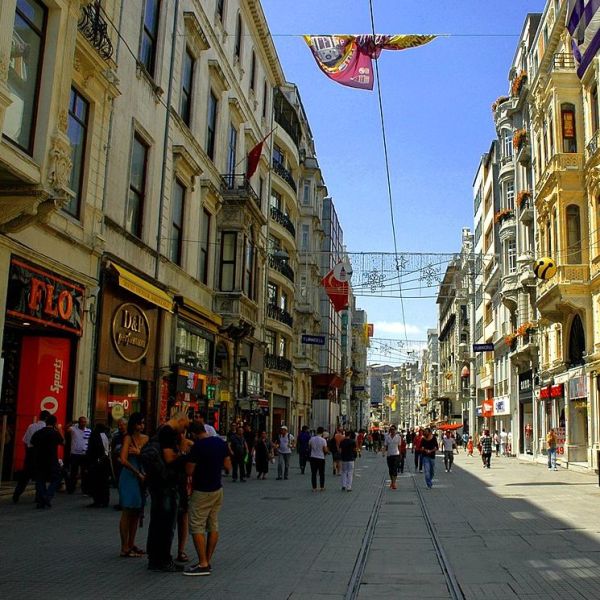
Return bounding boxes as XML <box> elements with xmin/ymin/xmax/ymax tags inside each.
<box><xmin>70</xmin><ymin>426</ymin><xmax>91</xmax><ymax>455</ymax></box>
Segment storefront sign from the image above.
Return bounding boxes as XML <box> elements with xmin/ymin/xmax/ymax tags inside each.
<box><xmin>540</xmin><ymin>383</ymin><xmax>564</xmax><ymax>399</ymax></box>
<box><xmin>519</xmin><ymin>371</ymin><xmax>533</xmax><ymax>401</ymax></box>
<box><xmin>493</xmin><ymin>396</ymin><xmax>510</xmax><ymax>416</ymax></box>
<box><xmin>111</xmin><ymin>403</ymin><xmax>125</xmax><ymax>419</ymax></box>
<box><xmin>568</xmin><ymin>375</ymin><xmax>587</xmax><ymax>400</ymax></box>
<box><xmin>6</xmin><ymin>257</ymin><xmax>84</xmax><ymax>335</ymax></box>
<box><xmin>556</xmin><ymin>426</ymin><xmax>566</xmax><ymax>455</ymax></box>
<box><xmin>14</xmin><ymin>337</ymin><xmax>71</xmax><ymax>469</ymax></box>
<box><xmin>482</xmin><ymin>399</ymin><xmax>494</xmax><ymax>418</ymax></box>
<box><xmin>112</xmin><ymin>303</ymin><xmax>150</xmax><ymax>362</ymax></box>
<box><xmin>473</xmin><ymin>343</ymin><xmax>494</xmax><ymax>352</ymax></box>
<box><xmin>176</xmin><ymin>368</ymin><xmax>206</xmax><ymax>395</ymax></box>
<box><xmin>301</xmin><ymin>334</ymin><xmax>326</xmax><ymax>345</ymax></box>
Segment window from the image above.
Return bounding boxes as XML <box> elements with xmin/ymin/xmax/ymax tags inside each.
<box><xmin>64</xmin><ymin>87</ymin><xmax>89</xmax><ymax>218</ymax></box>
<box><xmin>279</xmin><ymin>336</ymin><xmax>287</xmax><ymax>358</ymax></box>
<box><xmin>546</xmin><ymin>219</ymin><xmax>552</xmax><ymax>256</ymax></box>
<box><xmin>220</xmin><ymin>232</ymin><xmax>236</xmax><ymax>291</ymax></box>
<box><xmin>199</xmin><ymin>209</ymin><xmax>211</xmax><ymax>284</ymax></box>
<box><xmin>270</xmin><ymin>189</ymin><xmax>282</xmax><ymax>211</ymax></box>
<box><xmin>549</xmin><ymin>113</ymin><xmax>555</xmax><ymax>157</ymax></box>
<box><xmin>566</xmin><ymin>204</ymin><xmax>582</xmax><ymax>264</ymax></box>
<box><xmin>259</xmin><ymin>176</ymin><xmax>265</xmax><ymax>205</ymax></box>
<box><xmin>5</xmin><ymin>0</ymin><xmax>47</xmax><ymax>153</ymax></box>
<box><xmin>250</xmin><ymin>50</ymin><xmax>256</xmax><ymax>91</ymax></box>
<box><xmin>227</xmin><ymin>123</ymin><xmax>237</xmax><ymax>175</ymax></box>
<box><xmin>234</xmin><ymin>13</ymin><xmax>242</xmax><ymax>60</ymax></box>
<box><xmin>180</xmin><ymin>48</ymin><xmax>195</xmax><ymax>126</ymax></box>
<box><xmin>127</xmin><ymin>135</ymin><xmax>149</xmax><ymax>238</ymax></box>
<box><xmin>592</xmin><ymin>86</ymin><xmax>599</xmax><ymax>134</ymax></box>
<box><xmin>268</xmin><ymin>282</ymin><xmax>278</xmax><ymax>305</ymax></box>
<box><xmin>507</xmin><ymin>239</ymin><xmax>517</xmax><ymax>274</ymax></box>
<box><xmin>265</xmin><ymin>330</ymin><xmax>276</xmax><ymax>355</ymax></box>
<box><xmin>170</xmin><ymin>179</ymin><xmax>185</xmax><ymax>265</ymax></box>
<box><xmin>503</xmin><ymin>130</ymin><xmax>513</xmax><ymax>158</ymax></box>
<box><xmin>243</xmin><ymin>232</ymin><xmax>255</xmax><ymax>298</ymax></box>
<box><xmin>262</xmin><ymin>79</ymin><xmax>268</xmax><ymax>119</ymax></box>
<box><xmin>280</xmin><ymin>291</ymin><xmax>288</xmax><ymax>312</ymax></box>
<box><xmin>216</xmin><ymin>0</ymin><xmax>225</xmax><ymax>21</ymax></box>
<box><xmin>568</xmin><ymin>315</ymin><xmax>585</xmax><ymax>366</ymax></box>
<box><xmin>140</xmin><ymin>0</ymin><xmax>160</xmax><ymax>76</ymax></box>
<box><xmin>273</xmin><ymin>144</ymin><xmax>285</xmax><ymax>167</ymax></box>
<box><xmin>206</xmin><ymin>91</ymin><xmax>218</xmax><ymax>160</ymax></box>
<box><xmin>301</xmin><ymin>224</ymin><xmax>309</xmax><ymax>250</ymax></box>
<box><xmin>302</xmin><ymin>180</ymin><xmax>311</xmax><ymax>205</ymax></box>
<box><xmin>505</xmin><ymin>180</ymin><xmax>514</xmax><ymax>209</ymax></box>
<box><xmin>561</xmin><ymin>103</ymin><xmax>577</xmax><ymax>153</ymax></box>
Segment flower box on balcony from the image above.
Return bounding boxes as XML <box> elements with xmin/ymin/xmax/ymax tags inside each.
<box><xmin>492</xmin><ymin>96</ymin><xmax>509</xmax><ymax>112</ymax></box>
<box><xmin>516</xmin><ymin>190</ymin><xmax>531</xmax><ymax>209</ymax></box>
<box><xmin>494</xmin><ymin>208</ymin><xmax>514</xmax><ymax>224</ymax></box>
<box><xmin>511</xmin><ymin>70</ymin><xmax>527</xmax><ymax>96</ymax></box>
<box><xmin>513</xmin><ymin>129</ymin><xmax>527</xmax><ymax>151</ymax></box>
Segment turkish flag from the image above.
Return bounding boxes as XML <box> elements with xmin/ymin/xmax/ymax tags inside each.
<box><xmin>321</xmin><ymin>269</ymin><xmax>349</xmax><ymax>312</ymax></box>
<box><xmin>246</xmin><ymin>140</ymin><xmax>264</xmax><ymax>179</ymax></box>
<box><xmin>482</xmin><ymin>400</ymin><xmax>494</xmax><ymax>418</ymax></box>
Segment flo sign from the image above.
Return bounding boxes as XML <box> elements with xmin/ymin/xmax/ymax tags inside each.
<box><xmin>112</xmin><ymin>303</ymin><xmax>150</xmax><ymax>362</ymax></box>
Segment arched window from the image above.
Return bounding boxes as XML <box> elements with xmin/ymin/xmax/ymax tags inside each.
<box><xmin>567</xmin><ymin>314</ymin><xmax>585</xmax><ymax>366</ymax></box>
<box><xmin>561</xmin><ymin>103</ymin><xmax>577</xmax><ymax>153</ymax></box>
<box><xmin>566</xmin><ymin>204</ymin><xmax>582</xmax><ymax>264</ymax></box>
<box><xmin>234</xmin><ymin>13</ymin><xmax>242</xmax><ymax>59</ymax></box>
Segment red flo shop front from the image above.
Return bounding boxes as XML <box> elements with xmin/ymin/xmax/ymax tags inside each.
<box><xmin>1</xmin><ymin>256</ymin><xmax>85</xmax><ymax>477</ymax></box>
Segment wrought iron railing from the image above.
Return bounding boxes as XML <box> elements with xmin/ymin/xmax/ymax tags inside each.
<box><xmin>268</xmin><ymin>254</ymin><xmax>295</xmax><ymax>283</ymax></box>
<box><xmin>78</xmin><ymin>1</ymin><xmax>114</xmax><ymax>61</ymax></box>
<box><xmin>270</xmin><ymin>206</ymin><xmax>296</xmax><ymax>237</ymax></box>
<box><xmin>267</xmin><ymin>303</ymin><xmax>294</xmax><ymax>327</ymax></box>
<box><xmin>272</xmin><ymin>160</ymin><xmax>297</xmax><ymax>193</ymax></box>
<box><xmin>586</xmin><ymin>129</ymin><xmax>600</xmax><ymax>159</ymax></box>
<box><xmin>221</xmin><ymin>174</ymin><xmax>261</xmax><ymax>209</ymax></box>
<box><xmin>265</xmin><ymin>353</ymin><xmax>292</xmax><ymax>373</ymax></box>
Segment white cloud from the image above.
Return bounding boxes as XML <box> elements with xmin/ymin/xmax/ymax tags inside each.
<box><xmin>372</xmin><ymin>321</ymin><xmax>423</xmax><ymax>337</ymax></box>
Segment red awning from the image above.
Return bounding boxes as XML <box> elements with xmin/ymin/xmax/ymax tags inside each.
<box><xmin>437</xmin><ymin>423</ymin><xmax>463</xmax><ymax>431</ymax></box>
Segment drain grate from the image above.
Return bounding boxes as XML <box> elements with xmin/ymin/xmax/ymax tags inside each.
<box><xmin>261</xmin><ymin>497</ymin><xmax>291</xmax><ymax>501</ymax></box>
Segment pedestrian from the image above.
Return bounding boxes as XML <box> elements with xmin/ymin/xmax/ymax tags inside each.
<box><xmin>372</xmin><ymin>430</ymin><xmax>380</xmax><ymax>453</ymax></box>
<box><xmin>66</xmin><ymin>416</ymin><xmax>91</xmax><ymax>494</ymax></box>
<box><xmin>146</xmin><ymin>411</ymin><xmax>190</xmax><ymax>572</ymax></box>
<box><xmin>493</xmin><ymin>430</ymin><xmax>500</xmax><ymax>457</ymax></box>
<box><xmin>309</xmin><ymin>427</ymin><xmax>328</xmax><ymax>491</ymax></box>
<box><xmin>366</xmin><ymin>432</ymin><xmax>373</xmax><ymax>451</ymax></box>
<box><xmin>442</xmin><ymin>431</ymin><xmax>456</xmax><ymax>473</ymax></box>
<box><xmin>413</xmin><ymin>428</ymin><xmax>424</xmax><ymax>472</ymax></box>
<box><xmin>176</xmin><ymin>423</ymin><xmax>196</xmax><ymax>564</ymax></box>
<box><xmin>500</xmin><ymin>428</ymin><xmax>508</xmax><ymax>456</ymax></box>
<box><xmin>183</xmin><ymin>424</ymin><xmax>231</xmax><ymax>576</ymax></box>
<box><xmin>30</xmin><ymin>415</ymin><xmax>64</xmax><ymax>509</ymax></box>
<box><xmin>340</xmin><ymin>431</ymin><xmax>357</xmax><ymax>491</ymax></box>
<box><xmin>297</xmin><ymin>425</ymin><xmax>311</xmax><ymax>474</ymax></box>
<box><xmin>193</xmin><ymin>412</ymin><xmax>218</xmax><ymax>437</ymax></box>
<box><xmin>13</xmin><ymin>410</ymin><xmax>50</xmax><ymax>504</ymax></box>
<box><xmin>243</xmin><ymin>424</ymin><xmax>256</xmax><ymax>480</ymax></box>
<box><xmin>466</xmin><ymin>436</ymin><xmax>474</xmax><ymax>456</ymax></box>
<box><xmin>356</xmin><ymin>430</ymin><xmax>365</xmax><ymax>458</ymax></box>
<box><xmin>275</xmin><ymin>425</ymin><xmax>294</xmax><ymax>480</ymax></box>
<box><xmin>254</xmin><ymin>431</ymin><xmax>273</xmax><ymax>479</ymax></box>
<box><xmin>546</xmin><ymin>428</ymin><xmax>558</xmax><ymax>471</ymax></box>
<box><xmin>420</xmin><ymin>428</ymin><xmax>439</xmax><ymax>489</ymax></box>
<box><xmin>383</xmin><ymin>425</ymin><xmax>402</xmax><ymax>490</ymax></box>
<box><xmin>228</xmin><ymin>426</ymin><xmax>248</xmax><ymax>482</ymax></box>
<box><xmin>118</xmin><ymin>413</ymin><xmax>148</xmax><ymax>557</ymax></box>
<box><xmin>462</xmin><ymin>431</ymin><xmax>469</xmax><ymax>451</ymax></box>
<box><xmin>399</xmin><ymin>433</ymin><xmax>407</xmax><ymax>474</ymax></box>
<box><xmin>110</xmin><ymin>418</ymin><xmax>128</xmax><ymax>501</ymax></box>
<box><xmin>480</xmin><ymin>429</ymin><xmax>493</xmax><ymax>468</ymax></box>
<box><xmin>85</xmin><ymin>424</ymin><xmax>111</xmax><ymax>508</ymax></box>
<box><xmin>406</xmin><ymin>428</ymin><xmax>414</xmax><ymax>448</ymax></box>
<box><xmin>333</xmin><ymin>426</ymin><xmax>345</xmax><ymax>475</ymax></box>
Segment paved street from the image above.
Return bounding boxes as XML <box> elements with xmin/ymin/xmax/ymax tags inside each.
<box><xmin>1</xmin><ymin>451</ymin><xmax>600</xmax><ymax>600</ymax></box>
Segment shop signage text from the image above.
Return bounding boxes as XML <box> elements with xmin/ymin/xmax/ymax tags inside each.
<box><xmin>112</xmin><ymin>303</ymin><xmax>150</xmax><ymax>362</ymax></box>
<box><xmin>302</xmin><ymin>334</ymin><xmax>326</xmax><ymax>345</ymax></box>
<box><xmin>473</xmin><ymin>343</ymin><xmax>494</xmax><ymax>352</ymax></box>
<box><xmin>539</xmin><ymin>384</ymin><xmax>564</xmax><ymax>399</ymax></box>
<box><xmin>7</xmin><ymin>257</ymin><xmax>84</xmax><ymax>336</ymax></box>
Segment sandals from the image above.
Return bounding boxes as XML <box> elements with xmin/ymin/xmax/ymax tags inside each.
<box><xmin>131</xmin><ymin>546</ymin><xmax>146</xmax><ymax>555</ymax></box>
<box><xmin>120</xmin><ymin>549</ymin><xmax>143</xmax><ymax>558</ymax></box>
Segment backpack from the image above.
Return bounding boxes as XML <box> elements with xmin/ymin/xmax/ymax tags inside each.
<box><xmin>139</xmin><ymin>435</ymin><xmax>169</xmax><ymax>486</ymax></box>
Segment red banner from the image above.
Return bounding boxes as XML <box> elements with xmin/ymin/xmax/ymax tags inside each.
<box><xmin>14</xmin><ymin>337</ymin><xmax>71</xmax><ymax>470</ymax></box>
<box><xmin>321</xmin><ymin>261</ymin><xmax>351</xmax><ymax>312</ymax></box>
<box><xmin>482</xmin><ymin>399</ymin><xmax>494</xmax><ymax>418</ymax></box>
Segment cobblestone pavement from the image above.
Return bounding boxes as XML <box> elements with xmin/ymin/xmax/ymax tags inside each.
<box><xmin>1</xmin><ymin>451</ymin><xmax>599</xmax><ymax>600</ymax></box>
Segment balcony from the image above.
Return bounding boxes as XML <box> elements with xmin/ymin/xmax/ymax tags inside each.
<box><xmin>220</xmin><ymin>175</ymin><xmax>265</xmax><ymax>225</ymax></box>
<box><xmin>270</xmin><ymin>206</ymin><xmax>296</xmax><ymax>238</ymax></box>
<box><xmin>267</xmin><ymin>303</ymin><xmax>294</xmax><ymax>327</ymax></box>
<box><xmin>537</xmin><ymin>264</ymin><xmax>590</xmax><ymax>319</ymax></box>
<box><xmin>586</xmin><ymin>129</ymin><xmax>600</xmax><ymax>161</ymax></box>
<box><xmin>497</xmin><ymin>213</ymin><xmax>516</xmax><ymax>243</ymax></box>
<box><xmin>265</xmin><ymin>353</ymin><xmax>293</xmax><ymax>374</ymax></box>
<box><xmin>536</xmin><ymin>153</ymin><xmax>584</xmax><ymax>196</ymax></box>
<box><xmin>272</xmin><ymin>160</ymin><xmax>297</xmax><ymax>193</ymax></box>
<box><xmin>549</xmin><ymin>52</ymin><xmax>576</xmax><ymax>73</ymax></box>
<box><xmin>268</xmin><ymin>254</ymin><xmax>295</xmax><ymax>283</ymax></box>
<box><xmin>517</xmin><ymin>193</ymin><xmax>534</xmax><ymax>224</ymax></box>
<box><xmin>78</xmin><ymin>1</ymin><xmax>114</xmax><ymax>61</ymax></box>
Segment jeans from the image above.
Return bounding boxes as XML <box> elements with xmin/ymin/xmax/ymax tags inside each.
<box><xmin>277</xmin><ymin>452</ymin><xmax>291</xmax><ymax>478</ymax></box>
<box><xmin>232</xmin><ymin>453</ymin><xmax>245</xmax><ymax>481</ymax></box>
<box><xmin>35</xmin><ymin>466</ymin><xmax>62</xmax><ymax>506</ymax></box>
<box><xmin>341</xmin><ymin>461</ymin><xmax>354</xmax><ymax>489</ymax></box>
<box><xmin>147</xmin><ymin>486</ymin><xmax>178</xmax><ymax>567</ymax></box>
<box><xmin>443</xmin><ymin>450</ymin><xmax>454</xmax><ymax>472</ymax></box>
<box><xmin>482</xmin><ymin>452</ymin><xmax>491</xmax><ymax>468</ymax></box>
<box><xmin>310</xmin><ymin>457</ymin><xmax>325</xmax><ymax>489</ymax></box>
<box><xmin>547</xmin><ymin>447</ymin><xmax>557</xmax><ymax>469</ymax></box>
<box><xmin>422</xmin><ymin>456</ymin><xmax>435</xmax><ymax>488</ymax></box>
<box><xmin>299</xmin><ymin>450</ymin><xmax>309</xmax><ymax>474</ymax></box>
<box><xmin>414</xmin><ymin>451</ymin><xmax>423</xmax><ymax>471</ymax></box>
<box><xmin>386</xmin><ymin>455</ymin><xmax>400</xmax><ymax>479</ymax></box>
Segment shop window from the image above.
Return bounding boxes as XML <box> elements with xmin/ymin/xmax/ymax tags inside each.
<box><xmin>175</xmin><ymin>320</ymin><xmax>213</xmax><ymax>371</ymax></box>
<box><xmin>234</xmin><ymin>13</ymin><xmax>242</xmax><ymax>60</ymax></box>
<box><xmin>566</xmin><ymin>204</ymin><xmax>582</xmax><ymax>264</ymax></box>
<box><xmin>227</xmin><ymin>122</ymin><xmax>237</xmax><ymax>176</ymax></box>
<box><xmin>567</xmin><ymin>314</ymin><xmax>585</xmax><ymax>366</ymax></box>
<box><xmin>180</xmin><ymin>47</ymin><xmax>195</xmax><ymax>127</ymax></box>
<box><xmin>4</xmin><ymin>0</ymin><xmax>47</xmax><ymax>154</ymax></box>
<box><xmin>64</xmin><ymin>87</ymin><xmax>89</xmax><ymax>219</ymax></box>
<box><xmin>199</xmin><ymin>208</ymin><xmax>211</xmax><ymax>285</ymax></box>
<box><xmin>561</xmin><ymin>103</ymin><xmax>577</xmax><ymax>153</ymax></box>
<box><xmin>139</xmin><ymin>0</ymin><xmax>161</xmax><ymax>76</ymax></box>
<box><xmin>170</xmin><ymin>179</ymin><xmax>185</xmax><ymax>265</ymax></box>
<box><xmin>109</xmin><ymin>378</ymin><xmax>143</xmax><ymax>423</ymax></box>
<box><xmin>206</xmin><ymin>90</ymin><xmax>218</xmax><ymax>160</ymax></box>
<box><xmin>127</xmin><ymin>134</ymin><xmax>149</xmax><ymax>238</ymax></box>
<box><xmin>250</xmin><ymin>50</ymin><xmax>256</xmax><ymax>91</ymax></box>
<box><xmin>220</xmin><ymin>232</ymin><xmax>236</xmax><ymax>291</ymax></box>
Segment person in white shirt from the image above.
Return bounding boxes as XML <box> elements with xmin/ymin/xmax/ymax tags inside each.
<box><xmin>193</xmin><ymin>412</ymin><xmax>217</xmax><ymax>437</ymax></box>
<box><xmin>383</xmin><ymin>426</ymin><xmax>402</xmax><ymax>490</ymax></box>
<box><xmin>275</xmin><ymin>425</ymin><xmax>295</xmax><ymax>480</ymax></box>
<box><xmin>13</xmin><ymin>410</ymin><xmax>50</xmax><ymax>503</ymax></box>
<box><xmin>500</xmin><ymin>429</ymin><xmax>508</xmax><ymax>456</ymax></box>
<box><xmin>66</xmin><ymin>416</ymin><xmax>91</xmax><ymax>494</ymax></box>
<box><xmin>442</xmin><ymin>432</ymin><xmax>457</xmax><ymax>472</ymax></box>
<box><xmin>309</xmin><ymin>427</ymin><xmax>329</xmax><ymax>491</ymax></box>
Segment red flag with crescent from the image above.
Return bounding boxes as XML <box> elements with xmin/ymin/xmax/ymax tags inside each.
<box><xmin>321</xmin><ymin>261</ymin><xmax>352</xmax><ymax>312</ymax></box>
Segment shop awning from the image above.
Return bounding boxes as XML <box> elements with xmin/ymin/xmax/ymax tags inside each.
<box><xmin>111</xmin><ymin>263</ymin><xmax>173</xmax><ymax>312</ymax></box>
<box><xmin>176</xmin><ymin>296</ymin><xmax>222</xmax><ymax>333</ymax></box>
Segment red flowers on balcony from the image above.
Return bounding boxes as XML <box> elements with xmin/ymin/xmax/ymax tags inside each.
<box><xmin>516</xmin><ymin>190</ymin><xmax>532</xmax><ymax>209</ymax></box>
<box><xmin>494</xmin><ymin>208</ymin><xmax>514</xmax><ymax>224</ymax></box>
<box><xmin>513</xmin><ymin>128</ymin><xmax>527</xmax><ymax>151</ymax></box>
<box><xmin>511</xmin><ymin>70</ymin><xmax>527</xmax><ymax>96</ymax></box>
<box><xmin>492</xmin><ymin>96</ymin><xmax>509</xmax><ymax>112</ymax></box>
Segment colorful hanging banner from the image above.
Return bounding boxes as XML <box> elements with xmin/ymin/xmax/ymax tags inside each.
<box><xmin>304</xmin><ymin>34</ymin><xmax>436</xmax><ymax>90</ymax></box>
<box><xmin>567</xmin><ymin>0</ymin><xmax>600</xmax><ymax>78</ymax></box>
<box><xmin>321</xmin><ymin>260</ymin><xmax>352</xmax><ymax>312</ymax></box>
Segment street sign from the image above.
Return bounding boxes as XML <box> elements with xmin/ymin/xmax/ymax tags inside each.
<box><xmin>473</xmin><ymin>343</ymin><xmax>494</xmax><ymax>352</ymax></box>
<box><xmin>302</xmin><ymin>334</ymin><xmax>326</xmax><ymax>345</ymax></box>
<box><xmin>352</xmin><ymin>385</ymin><xmax>365</xmax><ymax>391</ymax></box>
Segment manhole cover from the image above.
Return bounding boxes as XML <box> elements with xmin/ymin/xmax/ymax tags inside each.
<box><xmin>261</xmin><ymin>497</ymin><xmax>291</xmax><ymax>501</ymax></box>
<box><xmin>386</xmin><ymin>501</ymin><xmax>415</xmax><ymax>505</ymax></box>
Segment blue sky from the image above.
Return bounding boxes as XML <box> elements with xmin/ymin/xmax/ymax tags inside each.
<box><xmin>262</xmin><ymin>0</ymin><xmax>547</xmax><ymax>358</ymax></box>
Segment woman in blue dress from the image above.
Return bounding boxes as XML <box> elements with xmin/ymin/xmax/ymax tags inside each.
<box><xmin>118</xmin><ymin>412</ymin><xmax>148</xmax><ymax>557</ymax></box>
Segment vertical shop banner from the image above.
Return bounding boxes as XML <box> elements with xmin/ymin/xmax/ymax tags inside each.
<box><xmin>482</xmin><ymin>399</ymin><xmax>494</xmax><ymax>418</ymax></box>
<box><xmin>14</xmin><ymin>337</ymin><xmax>71</xmax><ymax>470</ymax></box>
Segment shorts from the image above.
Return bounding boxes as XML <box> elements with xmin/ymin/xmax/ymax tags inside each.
<box><xmin>189</xmin><ymin>488</ymin><xmax>224</xmax><ymax>534</ymax></box>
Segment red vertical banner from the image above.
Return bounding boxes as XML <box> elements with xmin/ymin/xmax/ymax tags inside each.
<box><xmin>14</xmin><ymin>337</ymin><xmax>71</xmax><ymax>470</ymax></box>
